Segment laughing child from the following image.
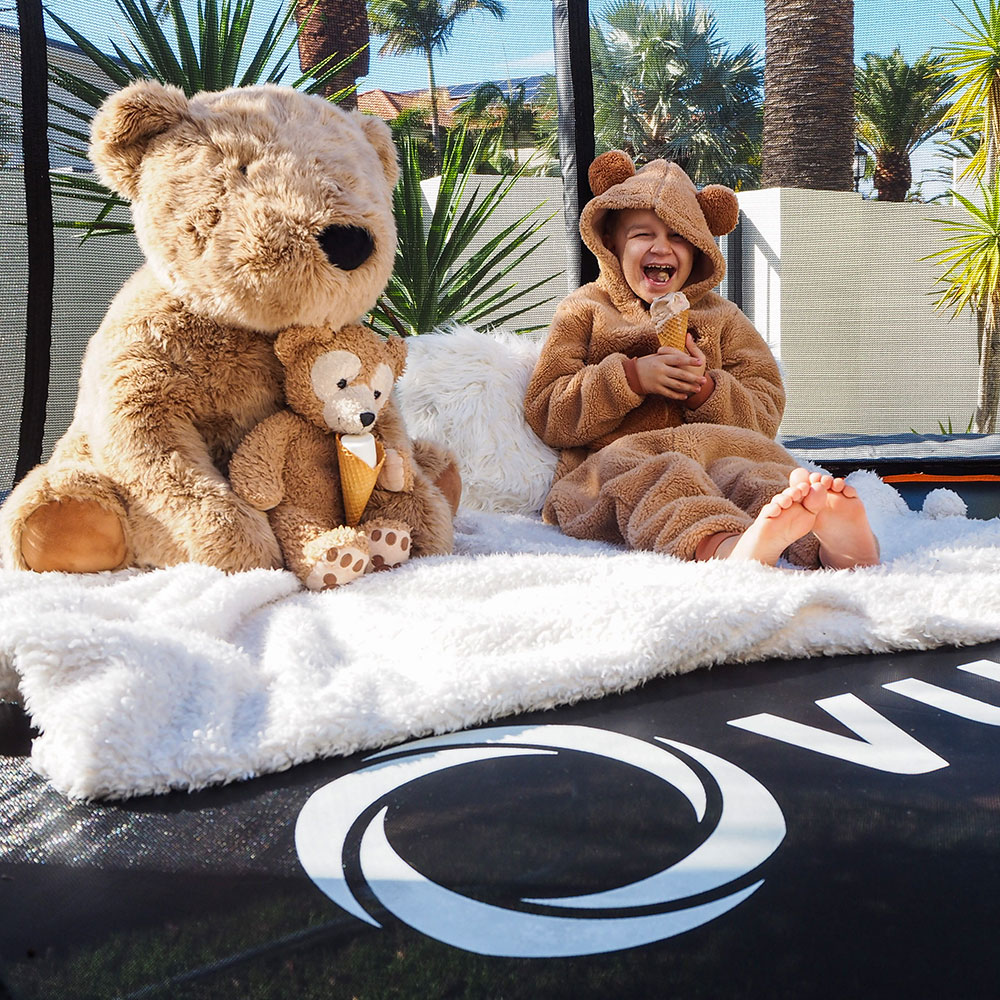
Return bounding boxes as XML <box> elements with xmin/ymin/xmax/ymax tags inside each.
<box><xmin>524</xmin><ymin>151</ymin><xmax>879</xmax><ymax>569</ymax></box>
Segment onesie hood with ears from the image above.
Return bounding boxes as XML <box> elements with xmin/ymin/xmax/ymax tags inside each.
<box><xmin>580</xmin><ymin>151</ymin><xmax>739</xmax><ymax>312</ymax></box>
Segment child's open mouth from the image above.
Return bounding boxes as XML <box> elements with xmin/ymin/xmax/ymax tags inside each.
<box><xmin>645</xmin><ymin>265</ymin><xmax>675</xmax><ymax>283</ymax></box>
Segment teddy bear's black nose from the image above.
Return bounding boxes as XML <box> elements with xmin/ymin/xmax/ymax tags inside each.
<box><xmin>317</xmin><ymin>225</ymin><xmax>374</xmax><ymax>271</ymax></box>
<box><xmin>360</xmin><ymin>411</ymin><xmax>375</xmax><ymax>427</ymax></box>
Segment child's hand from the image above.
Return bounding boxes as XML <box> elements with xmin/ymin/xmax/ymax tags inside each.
<box><xmin>634</xmin><ymin>332</ymin><xmax>707</xmax><ymax>399</ymax></box>
<box><xmin>682</xmin><ymin>332</ymin><xmax>707</xmax><ymax>378</ymax></box>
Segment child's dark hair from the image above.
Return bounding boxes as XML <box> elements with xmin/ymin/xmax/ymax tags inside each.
<box><xmin>602</xmin><ymin>209</ymin><xmax>620</xmax><ymax>241</ymax></box>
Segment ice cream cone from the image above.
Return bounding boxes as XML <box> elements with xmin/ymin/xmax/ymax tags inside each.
<box><xmin>656</xmin><ymin>311</ymin><xmax>688</xmax><ymax>350</ymax></box>
<box><xmin>650</xmin><ymin>291</ymin><xmax>690</xmax><ymax>350</ymax></box>
<box><xmin>337</xmin><ymin>433</ymin><xmax>385</xmax><ymax>526</ymax></box>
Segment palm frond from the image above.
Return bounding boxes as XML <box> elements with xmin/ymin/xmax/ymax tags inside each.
<box><xmin>370</xmin><ymin>128</ymin><xmax>560</xmax><ymax>336</ymax></box>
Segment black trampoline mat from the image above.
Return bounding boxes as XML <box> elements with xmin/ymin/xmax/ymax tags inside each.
<box><xmin>3</xmin><ymin>637</ymin><xmax>1000</xmax><ymax>999</ymax></box>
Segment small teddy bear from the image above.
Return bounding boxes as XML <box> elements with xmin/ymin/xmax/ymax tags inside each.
<box><xmin>229</xmin><ymin>324</ymin><xmax>456</xmax><ymax>589</ymax></box>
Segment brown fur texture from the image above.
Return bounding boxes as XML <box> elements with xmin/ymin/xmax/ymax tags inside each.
<box><xmin>229</xmin><ymin>325</ymin><xmax>456</xmax><ymax>589</ymax></box>
<box><xmin>1</xmin><ymin>81</ymin><xmax>404</xmax><ymax>573</ymax></box>
<box><xmin>525</xmin><ymin>151</ymin><xmax>820</xmax><ymax>566</ymax></box>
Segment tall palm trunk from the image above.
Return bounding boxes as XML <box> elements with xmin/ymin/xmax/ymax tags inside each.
<box><xmin>873</xmin><ymin>149</ymin><xmax>912</xmax><ymax>202</ymax></box>
<box><xmin>761</xmin><ymin>0</ymin><xmax>854</xmax><ymax>190</ymax></box>
<box><xmin>294</xmin><ymin>0</ymin><xmax>369</xmax><ymax>108</ymax></box>
<box><xmin>988</xmin><ymin>77</ymin><xmax>1000</xmax><ymax>180</ymax></box>
<box><xmin>975</xmin><ymin>305</ymin><xmax>1000</xmax><ymax>433</ymax></box>
<box><xmin>425</xmin><ymin>46</ymin><xmax>443</xmax><ymax>172</ymax></box>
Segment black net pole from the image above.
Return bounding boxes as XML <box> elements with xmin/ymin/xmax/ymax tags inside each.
<box><xmin>552</xmin><ymin>0</ymin><xmax>597</xmax><ymax>290</ymax></box>
<box><xmin>14</xmin><ymin>0</ymin><xmax>54</xmax><ymax>483</ymax></box>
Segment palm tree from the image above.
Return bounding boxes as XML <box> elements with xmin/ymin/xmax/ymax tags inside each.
<box><xmin>368</xmin><ymin>0</ymin><xmax>508</xmax><ymax>171</ymax></box>
<box><xmin>854</xmin><ymin>48</ymin><xmax>954</xmax><ymax>201</ymax></box>
<box><xmin>927</xmin><ymin>0</ymin><xmax>1000</xmax><ymax>432</ymax></box>
<box><xmin>924</xmin><ymin>176</ymin><xmax>1000</xmax><ymax>432</ymax></box>
<box><xmin>293</xmin><ymin>0</ymin><xmax>369</xmax><ymax>108</ymax></box>
<box><xmin>938</xmin><ymin>0</ymin><xmax>1000</xmax><ymax>179</ymax></box>
<box><xmin>761</xmin><ymin>0</ymin><xmax>855</xmax><ymax>190</ymax></box>
<box><xmin>590</xmin><ymin>0</ymin><xmax>763</xmax><ymax>189</ymax></box>
<box><xmin>455</xmin><ymin>80</ymin><xmax>536</xmax><ymax>169</ymax></box>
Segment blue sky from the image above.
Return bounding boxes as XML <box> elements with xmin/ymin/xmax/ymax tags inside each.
<box><xmin>358</xmin><ymin>0</ymin><xmax>962</xmax><ymax>94</ymax></box>
<box><xmin>28</xmin><ymin>0</ymin><xmax>965</xmax><ymax>94</ymax></box>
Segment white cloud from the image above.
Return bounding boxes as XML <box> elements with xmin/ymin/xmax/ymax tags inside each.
<box><xmin>505</xmin><ymin>49</ymin><xmax>556</xmax><ymax>73</ymax></box>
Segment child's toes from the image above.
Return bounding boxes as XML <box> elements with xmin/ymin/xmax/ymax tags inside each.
<box><xmin>801</xmin><ymin>482</ymin><xmax>828</xmax><ymax>514</ymax></box>
<box><xmin>304</xmin><ymin>542</ymin><xmax>369</xmax><ymax>590</ymax></box>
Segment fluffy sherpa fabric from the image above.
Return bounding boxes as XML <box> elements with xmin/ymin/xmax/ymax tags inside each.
<box><xmin>581</xmin><ymin>152</ymin><xmax>739</xmax><ymax>306</ymax></box>
<box><xmin>395</xmin><ymin>324</ymin><xmax>559</xmax><ymax>515</ymax></box>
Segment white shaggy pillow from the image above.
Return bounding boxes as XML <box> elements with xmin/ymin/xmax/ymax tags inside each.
<box><xmin>394</xmin><ymin>324</ymin><xmax>558</xmax><ymax>515</ymax></box>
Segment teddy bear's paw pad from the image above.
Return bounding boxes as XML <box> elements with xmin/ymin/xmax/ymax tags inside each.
<box><xmin>366</xmin><ymin>525</ymin><xmax>411</xmax><ymax>572</ymax></box>
<box><xmin>304</xmin><ymin>543</ymin><xmax>370</xmax><ymax>590</ymax></box>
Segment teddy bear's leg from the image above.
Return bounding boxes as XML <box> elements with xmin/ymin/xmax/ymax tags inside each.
<box><xmin>270</xmin><ymin>507</ymin><xmax>370</xmax><ymax>590</ymax></box>
<box><xmin>360</xmin><ymin>518</ymin><xmax>412</xmax><ymax>572</ymax></box>
<box><xmin>368</xmin><ymin>468</ymin><xmax>454</xmax><ymax>558</ymax></box>
<box><xmin>411</xmin><ymin>439</ymin><xmax>462</xmax><ymax>516</ymax></box>
<box><xmin>301</xmin><ymin>527</ymin><xmax>371</xmax><ymax>590</ymax></box>
<box><xmin>1</xmin><ymin>463</ymin><xmax>130</xmax><ymax>572</ymax></box>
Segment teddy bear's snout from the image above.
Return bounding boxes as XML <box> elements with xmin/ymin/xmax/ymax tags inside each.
<box><xmin>360</xmin><ymin>411</ymin><xmax>375</xmax><ymax>427</ymax></box>
<box><xmin>316</xmin><ymin>225</ymin><xmax>375</xmax><ymax>271</ymax></box>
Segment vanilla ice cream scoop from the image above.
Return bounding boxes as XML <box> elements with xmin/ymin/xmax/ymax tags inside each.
<box><xmin>340</xmin><ymin>432</ymin><xmax>377</xmax><ymax>467</ymax></box>
<box><xmin>650</xmin><ymin>291</ymin><xmax>690</xmax><ymax>351</ymax></box>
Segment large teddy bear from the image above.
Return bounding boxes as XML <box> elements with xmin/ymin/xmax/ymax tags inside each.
<box><xmin>0</xmin><ymin>80</ymin><xmax>458</xmax><ymax>573</ymax></box>
<box><xmin>230</xmin><ymin>324</ymin><xmax>455</xmax><ymax>589</ymax></box>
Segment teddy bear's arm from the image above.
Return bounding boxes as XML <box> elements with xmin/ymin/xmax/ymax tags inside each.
<box><xmin>229</xmin><ymin>410</ymin><xmax>303</xmax><ymax>510</ymax></box>
<box><xmin>374</xmin><ymin>399</ymin><xmax>415</xmax><ymax>492</ymax></box>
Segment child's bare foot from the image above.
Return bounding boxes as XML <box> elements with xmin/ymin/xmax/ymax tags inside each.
<box><xmin>800</xmin><ymin>470</ymin><xmax>881</xmax><ymax>569</ymax></box>
<box><xmin>701</xmin><ymin>473</ymin><xmax>828</xmax><ymax>566</ymax></box>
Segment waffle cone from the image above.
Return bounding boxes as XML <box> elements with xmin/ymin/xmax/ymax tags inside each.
<box><xmin>337</xmin><ymin>435</ymin><xmax>385</xmax><ymax>526</ymax></box>
<box><xmin>656</xmin><ymin>310</ymin><xmax>689</xmax><ymax>351</ymax></box>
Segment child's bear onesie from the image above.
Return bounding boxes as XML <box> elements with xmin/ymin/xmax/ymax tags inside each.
<box><xmin>524</xmin><ymin>156</ymin><xmax>820</xmax><ymax>566</ymax></box>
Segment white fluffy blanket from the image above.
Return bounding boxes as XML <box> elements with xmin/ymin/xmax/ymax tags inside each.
<box><xmin>2</xmin><ymin>326</ymin><xmax>1000</xmax><ymax>801</ymax></box>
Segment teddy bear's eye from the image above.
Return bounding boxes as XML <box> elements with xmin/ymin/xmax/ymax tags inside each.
<box><xmin>337</xmin><ymin>378</ymin><xmax>348</xmax><ymax>390</ymax></box>
<box><xmin>373</xmin><ymin>390</ymin><xmax>381</xmax><ymax>399</ymax></box>
<box><xmin>238</xmin><ymin>164</ymin><xmax>248</xmax><ymax>176</ymax></box>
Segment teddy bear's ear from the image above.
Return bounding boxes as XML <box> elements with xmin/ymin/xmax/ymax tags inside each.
<box><xmin>383</xmin><ymin>335</ymin><xmax>407</xmax><ymax>379</ymax></box>
<box><xmin>588</xmin><ymin>151</ymin><xmax>635</xmax><ymax>197</ymax></box>
<box><xmin>274</xmin><ymin>326</ymin><xmax>329</xmax><ymax>366</ymax></box>
<box><xmin>696</xmin><ymin>184</ymin><xmax>740</xmax><ymax>237</ymax></box>
<box><xmin>89</xmin><ymin>80</ymin><xmax>190</xmax><ymax>200</ymax></box>
<box><xmin>355</xmin><ymin>112</ymin><xmax>400</xmax><ymax>188</ymax></box>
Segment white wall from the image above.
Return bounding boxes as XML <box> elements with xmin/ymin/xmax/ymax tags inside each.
<box><xmin>0</xmin><ymin>169</ymin><xmax>144</xmax><ymax>458</ymax></box>
<box><xmin>420</xmin><ymin>174</ymin><xmax>568</xmax><ymax>336</ymax></box>
<box><xmin>737</xmin><ymin>188</ymin><xmax>981</xmax><ymax>437</ymax></box>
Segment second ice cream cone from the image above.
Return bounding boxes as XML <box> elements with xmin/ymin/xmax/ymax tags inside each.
<box><xmin>337</xmin><ymin>434</ymin><xmax>385</xmax><ymax>526</ymax></box>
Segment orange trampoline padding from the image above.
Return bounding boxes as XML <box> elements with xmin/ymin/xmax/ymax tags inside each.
<box><xmin>882</xmin><ymin>473</ymin><xmax>1000</xmax><ymax>484</ymax></box>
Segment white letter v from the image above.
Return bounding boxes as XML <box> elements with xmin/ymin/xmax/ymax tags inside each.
<box><xmin>728</xmin><ymin>694</ymin><xmax>949</xmax><ymax>774</ymax></box>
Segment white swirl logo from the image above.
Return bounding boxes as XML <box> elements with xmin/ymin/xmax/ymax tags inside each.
<box><xmin>295</xmin><ymin>724</ymin><xmax>785</xmax><ymax>958</ymax></box>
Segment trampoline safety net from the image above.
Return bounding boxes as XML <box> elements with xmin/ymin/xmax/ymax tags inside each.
<box><xmin>0</xmin><ymin>0</ymin><xmax>995</xmax><ymax>493</ymax></box>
